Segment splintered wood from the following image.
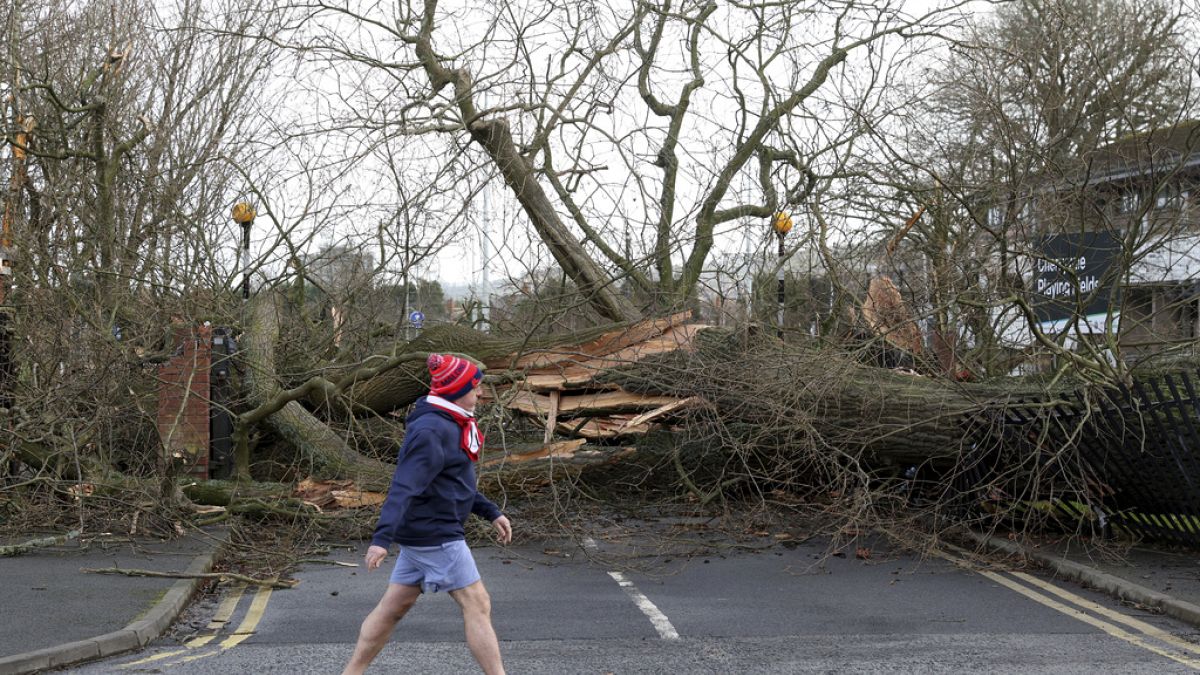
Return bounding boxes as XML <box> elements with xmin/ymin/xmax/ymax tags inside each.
<box><xmin>862</xmin><ymin>276</ymin><xmax>924</xmax><ymax>356</ymax></box>
<box><xmin>293</xmin><ymin>478</ymin><xmax>386</xmax><ymax>511</ymax></box>
<box><xmin>480</xmin><ymin>439</ymin><xmax>586</xmax><ymax>467</ymax></box>
<box><xmin>481</xmin><ymin>312</ymin><xmax>707</xmax><ymax>463</ymax></box>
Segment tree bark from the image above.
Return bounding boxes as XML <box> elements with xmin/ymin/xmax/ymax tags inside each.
<box><xmin>601</xmin><ymin>330</ymin><xmax>1075</xmax><ymax>469</ymax></box>
<box><xmin>411</xmin><ymin>0</ymin><xmax>640</xmax><ymax>323</ymax></box>
<box><xmin>340</xmin><ymin>321</ymin><xmax>635</xmax><ymax>414</ymax></box>
<box><xmin>239</xmin><ymin>296</ymin><xmax>394</xmax><ymax>490</ymax></box>
<box><xmin>234</xmin><ymin>294</ymin><xmax>1074</xmax><ymax>491</ymax></box>
<box><xmin>339</xmin><ymin>324</ymin><xmax>515</xmax><ymax>415</ymax></box>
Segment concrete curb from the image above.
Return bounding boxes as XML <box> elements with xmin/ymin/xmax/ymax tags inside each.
<box><xmin>963</xmin><ymin>529</ymin><xmax>1200</xmax><ymax>629</ymax></box>
<box><xmin>0</xmin><ymin>531</ymin><xmax>228</xmax><ymax>675</ymax></box>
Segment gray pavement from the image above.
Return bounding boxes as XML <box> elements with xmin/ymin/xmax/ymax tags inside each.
<box><xmin>963</xmin><ymin>529</ymin><xmax>1200</xmax><ymax>628</ymax></box>
<box><xmin>72</xmin><ymin>535</ymin><xmax>1200</xmax><ymax>673</ymax></box>
<box><xmin>5</xmin><ymin>526</ymin><xmax>1200</xmax><ymax>673</ymax></box>
<box><xmin>86</xmin><ymin>635</ymin><xmax>1200</xmax><ymax>674</ymax></box>
<box><xmin>1037</xmin><ymin>537</ymin><xmax>1200</xmax><ymax>605</ymax></box>
<box><xmin>0</xmin><ymin>528</ymin><xmax>225</xmax><ymax>674</ymax></box>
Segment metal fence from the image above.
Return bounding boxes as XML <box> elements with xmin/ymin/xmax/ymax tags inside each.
<box><xmin>957</xmin><ymin>370</ymin><xmax>1200</xmax><ymax>546</ymax></box>
<box><xmin>0</xmin><ymin>310</ymin><xmax>10</xmax><ymax>411</ymax></box>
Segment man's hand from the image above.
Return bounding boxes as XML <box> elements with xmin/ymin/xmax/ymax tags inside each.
<box><xmin>365</xmin><ymin>545</ymin><xmax>389</xmax><ymax>571</ymax></box>
<box><xmin>492</xmin><ymin>515</ymin><xmax>512</xmax><ymax>545</ymax></box>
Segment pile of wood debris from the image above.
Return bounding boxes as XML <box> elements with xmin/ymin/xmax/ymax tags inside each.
<box><xmin>288</xmin><ymin>307</ymin><xmax>703</xmax><ymax>505</ymax></box>
<box><xmin>293</xmin><ymin>478</ymin><xmax>386</xmax><ymax>511</ymax></box>
<box><xmin>479</xmin><ymin>311</ymin><xmax>708</xmax><ymax>464</ymax></box>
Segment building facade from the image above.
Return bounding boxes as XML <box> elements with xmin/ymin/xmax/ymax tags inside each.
<box><xmin>997</xmin><ymin>122</ymin><xmax>1200</xmax><ymax>364</ymax></box>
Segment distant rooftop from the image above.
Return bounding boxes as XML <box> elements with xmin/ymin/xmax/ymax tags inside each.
<box><xmin>1076</xmin><ymin>120</ymin><xmax>1200</xmax><ymax>187</ymax></box>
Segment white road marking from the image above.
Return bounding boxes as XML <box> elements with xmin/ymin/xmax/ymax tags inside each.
<box><xmin>584</xmin><ymin>537</ymin><xmax>680</xmax><ymax>640</ymax></box>
<box><xmin>607</xmin><ymin>571</ymin><xmax>680</xmax><ymax>640</ymax></box>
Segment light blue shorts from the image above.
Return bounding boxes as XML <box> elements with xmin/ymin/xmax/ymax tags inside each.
<box><xmin>389</xmin><ymin>540</ymin><xmax>480</xmax><ymax>593</ymax></box>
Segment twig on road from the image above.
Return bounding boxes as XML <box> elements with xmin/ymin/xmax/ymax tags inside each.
<box><xmin>81</xmin><ymin>567</ymin><xmax>299</xmax><ymax>589</ymax></box>
<box><xmin>0</xmin><ymin>529</ymin><xmax>81</xmax><ymax>556</ymax></box>
<box><xmin>295</xmin><ymin>558</ymin><xmax>358</xmax><ymax>567</ymax></box>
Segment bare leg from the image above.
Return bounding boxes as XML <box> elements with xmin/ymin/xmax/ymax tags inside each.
<box><xmin>450</xmin><ymin>580</ymin><xmax>505</xmax><ymax>675</ymax></box>
<box><xmin>341</xmin><ymin>583</ymin><xmax>422</xmax><ymax>675</ymax></box>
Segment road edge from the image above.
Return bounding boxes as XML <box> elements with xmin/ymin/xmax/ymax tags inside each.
<box><xmin>0</xmin><ymin>529</ymin><xmax>228</xmax><ymax>675</ymax></box>
<box><xmin>963</xmin><ymin>529</ymin><xmax>1200</xmax><ymax>629</ymax></box>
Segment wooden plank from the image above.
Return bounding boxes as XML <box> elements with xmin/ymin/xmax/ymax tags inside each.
<box><xmin>523</xmin><ymin>372</ymin><xmax>573</xmax><ymax>390</ymax></box>
<box><xmin>544</xmin><ymin>391</ymin><xmax>561</xmax><ymax>445</ymax></box>
<box><xmin>555</xmin><ymin>391</ymin><xmax>683</xmax><ymax>415</ymax></box>
<box><xmin>617</xmin><ymin>396</ymin><xmax>702</xmax><ymax>432</ymax></box>
<box><xmin>523</xmin><ymin>367</ymin><xmax>619</xmax><ymax>391</ymax></box>
<box><xmin>480</xmin><ymin>443</ymin><xmax>635</xmax><ymax>469</ymax></box>
<box><xmin>507</xmin><ymin>311</ymin><xmax>694</xmax><ymax>369</ymax></box>
<box><xmin>558</xmin><ymin>419</ymin><xmax>618</xmax><ymax>440</ymax></box>
<box><xmin>862</xmin><ymin>276</ymin><xmax>923</xmax><ymax>355</ymax></box>
<box><xmin>505</xmin><ymin>389</ymin><xmax>556</xmax><ymax>416</ymax></box>
<box><xmin>506</xmin><ymin>389</ymin><xmax>681</xmax><ymax>416</ymax></box>
<box><xmin>572</xmin><ymin>310</ymin><xmax>692</xmax><ymax>357</ymax></box>
<box><xmin>479</xmin><ymin>439</ymin><xmax>587</xmax><ymax>468</ymax></box>
<box><xmin>330</xmin><ymin>489</ymin><xmax>387</xmax><ymax>508</ymax></box>
<box><xmin>558</xmin><ymin>415</ymin><xmax>650</xmax><ymax>439</ymax></box>
<box><xmin>571</xmin><ymin>324</ymin><xmax>708</xmax><ymax>371</ymax></box>
<box><xmin>509</xmin><ymin>348</ymin><xmax>585</xmax><ymax>371</ymax></box>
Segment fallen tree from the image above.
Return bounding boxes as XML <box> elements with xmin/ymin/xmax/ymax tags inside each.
<box><xmin>230</xmin><ymin>295</ymin><xmax>1074</xmax><ymax>502</ymax></box>
<box><xmin>2</xmin><ymin>288</ymin><xmax>1097</xmax><ymax>540</ymax></box>
<box><xmin>6</xmin><ymin>290</ymin><xmax>1085</xmax><ymax>530</ymax></box>
<box><xmin>236</xmin><ymin>297</ymin><xmax>396</xmax><ymax>490</ymax></box>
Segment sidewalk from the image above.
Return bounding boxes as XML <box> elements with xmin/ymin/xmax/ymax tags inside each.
<box><xmin>0</xmin><ymin>527</ymin><xmax>226</xmax><ymax>675</ymax></box>
<box><xmin>965</xmin><ymin>529</ymin><xmax>1200</xmax><ymax>627</ymax></box>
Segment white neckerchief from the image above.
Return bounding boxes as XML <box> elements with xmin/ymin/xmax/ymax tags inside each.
<box><xmin>426</xmin><ymin>395</ymin><xmax>483</xmax><ymax>459</ymax></box>
<box><xmin>426</xmin><ymin>395</ymin><xmax>474</xmax><ymax>418</ymax></box>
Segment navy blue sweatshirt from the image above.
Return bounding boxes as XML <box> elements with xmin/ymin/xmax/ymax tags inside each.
<box><xmin>371</xmin><ymin>398</ymin><xmax>502</xmax><ymax>548</ymax></box>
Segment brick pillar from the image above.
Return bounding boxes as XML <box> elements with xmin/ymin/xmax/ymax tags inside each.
<box><xmin>157</xmin><ymin>325</ymin><xmax>212</xmax><ymax>479</ymax></box>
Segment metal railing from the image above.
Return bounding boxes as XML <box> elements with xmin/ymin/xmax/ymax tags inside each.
<box><xmin>957</xmin><ymin>370</ymin><xmax>1200</xmax><ymax>546</ymax></box>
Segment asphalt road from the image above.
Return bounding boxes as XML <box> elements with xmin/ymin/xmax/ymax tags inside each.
<box><xmin>77</xmin><ymin>535</ymin><xmax>1200</xmax><ymax>674</ymax></box>
<box><xmin>1</xmin><ymin>533</ymin><xmax>214</xmax><ymax>656</ymax></box>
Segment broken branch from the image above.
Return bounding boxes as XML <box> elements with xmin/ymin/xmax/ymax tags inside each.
<box><xmin>0</xmin><ymin>529</ymin><xmax>81</xmax><ymax>557</ymax></box>
<box><xmin>80</xmin><ymin>567</ymin><xmax>299</xmax><ymax>589</ymax></box>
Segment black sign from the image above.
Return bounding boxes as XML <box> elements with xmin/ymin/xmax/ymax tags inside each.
<box><xmin>1031</xmin><ymin>232</ymin><xmax>1121</xmax><ymax>323</ymax></box>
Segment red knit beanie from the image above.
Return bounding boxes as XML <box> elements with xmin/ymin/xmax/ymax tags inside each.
<box><xmin>427</xmin><ymin>353</ymin><xmax>483</xmax><ymax>401</ymax></box>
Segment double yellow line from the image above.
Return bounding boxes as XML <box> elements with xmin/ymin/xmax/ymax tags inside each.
<box><xmin>938</xmin><ymin>545</ymin><xmax>1200</xmax><ymax>669</ymax></box>
<box><xmin>118</xmin><ymin>583</ymin><xmax>274</xmax><ymax>669</ymax></box>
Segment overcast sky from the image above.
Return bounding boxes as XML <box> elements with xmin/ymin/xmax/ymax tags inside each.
<box><xmin>244</xmin><ymin>0</ymin><xmax>991</xmax><ymax>299</ymax></box>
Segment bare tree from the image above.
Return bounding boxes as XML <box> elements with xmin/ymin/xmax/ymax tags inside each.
<box><xmin>261</xmin><ymin>0</ymin><xmax>966</xmax><ymax>323</ymax></box>
<box><xmin>857</xmin><ymin>0</ymin><xmax>1199</xmax><ymax>380</ymax></box>
<box><xmin>1</xmin><ymin>0</ymin><xmax>278</xmax><ymax>495</ymax></box>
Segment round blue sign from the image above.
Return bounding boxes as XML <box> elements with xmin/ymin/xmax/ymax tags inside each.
<box><xmin>408</xmin><ymin>310</ymin><xmax>425</xmax><ymax>328</ymax></box>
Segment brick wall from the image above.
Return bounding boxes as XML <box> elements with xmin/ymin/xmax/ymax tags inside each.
<box><xmin>157</xmin><ymin>325</ymin><xmax>212</xmax><ymax>479</ymax></box>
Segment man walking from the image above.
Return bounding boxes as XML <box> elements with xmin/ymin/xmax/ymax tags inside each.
<box><xmin>342</xmin><ymin>353</ymin><xmax>512</xmax><ymax>675</ymax></box>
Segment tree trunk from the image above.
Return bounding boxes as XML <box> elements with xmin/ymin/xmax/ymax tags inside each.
<box><xmin>240</xmin><ymin>296</ymin><xmax>394</xmax><ymax>490</ymax></box>
<box><xmin>341</xmin><ymin>321</ymin><xmax>635</xmax><ymax>414</ymax></box>
<box><xmin>410</xmin><ymin>4</ymin><xmax>640</xmax><ymax>323</ymax></box>
<box><xmin>182</xmin><ymin>479</ymin><xmax>294</xmax><ymax>506</ymax></box>
<box><xmin>339</xmin><ymin>324</ymin><xmax>515</xmax><ymax>415</ymax></box>
<box><xmin>236</xmin><ymin>297</ymin><xmax>1071</xmax><ymax>491</ymax></box>
<box><xmin>468</xmin><ymin>117</ymin><xmax>641</xmax><ymax>323</ymax></box>
<box><xmin>601</xmin><ymin>329</ymin><xmax>1073</xmax><ymax>469</ymax></box>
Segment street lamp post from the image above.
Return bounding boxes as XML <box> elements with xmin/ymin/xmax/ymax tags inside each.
<box><xmin>0</xmin><ymin>115</ymin><xmax>33</xmax><ymax>411</ymax></box>
<box><xmin>772</xmin><ymin>211</ymin><xmax>793</xmax><ymax>339</ymax></box>
<box><xmin>0</xmin><ymin>180</ymin><xmax>14</xmax><ymax>411</ymax></box>
<box><xmin>231</xmin><ymin>203</ymin><xmax>255</xmax><ymax>301</ymax></box>
<box><xmin>480</xmin><ymin>181</ymin><xmax>491</xmax><ymax>330</ymax></box>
